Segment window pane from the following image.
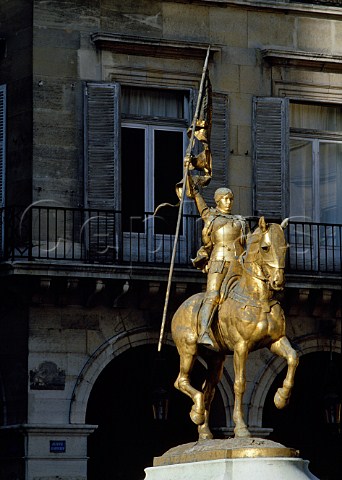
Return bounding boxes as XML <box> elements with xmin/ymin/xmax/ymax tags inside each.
<box><xmin>122</xmin><ymin>87</ymin><xmax>184</xmax><ymax>119</ymax></box>
<box><xmin>290</xmin><ymin>103</ymin><xmax>342</xmax><ymax>132</ymax></box>
<box><xmin>289</xmin><ymin>139</ymin><xmax>313</xmax><ymax>221</ymax></box>
<box><xmin>319</xmin><ymin>142</ymin><xmax>342</xmax><ymax>224</ymax></box>
<box><xmin>154</xmin><ymin>130</ymin><xmax>183</xmax><ymax>234</ymax></box>
<box><xmin>121</xmin><ymin>127</ymin><xmax>145</xmax><ymax>233</ymax></box>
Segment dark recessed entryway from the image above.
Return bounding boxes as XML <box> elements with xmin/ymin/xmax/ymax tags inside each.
<box><xmin>86</xmin><ymin>343</ymin><xmax>225</xmax><ymax>480</ymax></box>
<box><xmin>263</xmin><ymin>351</ymin><xmax>341</xmax><ymax>480</ymax></box>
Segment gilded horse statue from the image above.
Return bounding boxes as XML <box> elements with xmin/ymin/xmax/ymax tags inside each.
<box><xmin>171</xmin><ymin>216</ymin><xmax>299</xmax><ymax>439</ymax></box>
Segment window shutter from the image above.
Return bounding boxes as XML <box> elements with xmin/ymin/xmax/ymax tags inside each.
<box><xmin>0</xmin><ymin>85</ymin><xmax>6</xmax><ymax>257</ymax></box>
<box><xmin>0</xmin><ymin>84</ymin><xmax>6</xmax><ymax>209</ymax></box>
<box><xmin>190</xmin><ymin>90</ymin><xmax>228</xmax><ymax>205</ymax></box>
<box><xmin>252</xmin><ymin>97</ymin><xmax>289</xmax><ymax>219</ymax></box>
<box><xmin>84</xmin><ymin>83</ymin><xmax>120</xmax><ymax>262</ymax></box>
<box><xmin>202</xmin><ymin>93</ymin><xmax>229</xmax><ymax>205</ymax></box>
<box><xmin>84</xmin><ymin>82</ymin><xmax>120</xmax><ymax>210</ymax></box>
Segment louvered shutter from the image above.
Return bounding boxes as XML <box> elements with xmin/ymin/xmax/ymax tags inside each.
<box><xmin>0</xmin><ymin>85</ymin><xmax>6</xmax><ymax>257</ymax></box>
<box><xmin>202</xmin><ymin>93</ymin><xmax>229</xmax><ymax>205</ymax></box>
<box><xmin>84</xmin><ymin>82</ymin><xmax>120</xmax><ymax>209</ymax></box>
<box><xmin>252</xmin><ymin>97</ymin><xmax>289</xmax><ymax>219</ymax></box>
<box><xmin>0</xmin><ymin>85</ymin><xmax>5</xmax><ymax>208</ymax></box>
<box><xmin>84</xmin><ymin>83</ymin><xmax>120</xmax><ymax>262</ymax></box>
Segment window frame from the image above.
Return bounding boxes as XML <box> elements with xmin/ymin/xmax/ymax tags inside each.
<box><xmin>121</xmin><ymin>121</ymin><xmax>188</xmax><ymax>222</ymax></box>
<box><xmin>289</xmin><ymin>133</ymin><xmax>342</xmax><ymax>223</ymax></box>
<box><xmin>289</xmin><ymin>101</ymin><xmax>342</xmax><ymax>223</ymax></box>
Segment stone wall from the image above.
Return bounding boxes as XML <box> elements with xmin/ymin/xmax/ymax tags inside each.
<box><xmin>30</xmin><ymin>0</ymin><xmax>342</xmax><ymax>214</ymax></box>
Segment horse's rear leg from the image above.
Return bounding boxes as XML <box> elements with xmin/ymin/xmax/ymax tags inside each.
<box><xmin>198</xmin><ymin>352</ymin><xmax>225</xmax><ymax>440</ymax></box>
<box><xmin>175</xmin><ymin>346</ymin><xmax>205</xmax><ymax>425</ymax></box>
<box><xmin>270</xmin><ymin>336</ymin><xmax>299</xmax><ymax>409</ymax></box>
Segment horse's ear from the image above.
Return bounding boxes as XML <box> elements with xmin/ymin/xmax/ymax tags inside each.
<box><xmin>259</xmin><ymin>216</ymin><xmax>268</xmax><ymax>232</ymax></box>
<box><xmin>281</xmin><ymin>218</ymin><xmax>289</xmax><ymax>229</ymax></box>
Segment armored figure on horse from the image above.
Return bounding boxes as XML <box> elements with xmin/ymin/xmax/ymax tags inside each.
<box><xmin>171</xmin><ymin>176</ymin><xmax>299</xmax><ymax>439</ymax></box>
<box><xmin>156</xmin><ymin>48</ymin><xmax>298</xmax><ymax>440</ymax></box>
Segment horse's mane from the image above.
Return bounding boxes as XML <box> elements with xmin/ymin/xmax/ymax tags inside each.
<box><xmin>245</xmin><ymin>227</ymin><xmax>262</xmax><ymax>258</ymax></box>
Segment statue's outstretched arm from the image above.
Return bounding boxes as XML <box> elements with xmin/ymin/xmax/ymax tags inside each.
<box><xmin>186</xmin><ymin>171</ymin><xmax>209</xmax><ymax>219</ymax></box>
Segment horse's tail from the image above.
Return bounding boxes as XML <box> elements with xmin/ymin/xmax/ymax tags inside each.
<box><xmin>171</xmin><ymin>292</ymin><xmax>204</xmax><ymax>345</ymax></box>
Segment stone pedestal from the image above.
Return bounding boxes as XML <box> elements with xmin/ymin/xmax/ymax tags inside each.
<box><xmin>145</xmin><ymin>438</ymin><xmax>319</xmax><ymax>480</ymax></box>
<box><xmin>1</xmin><ymin>423</ymin><xmax>98</xmax><ymax>480</ymax></box>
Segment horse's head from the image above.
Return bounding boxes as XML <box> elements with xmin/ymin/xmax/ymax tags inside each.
<box><xmin>246</xmin><ymin>216</ymin><xmax>288</xmax><ymax>290</ymax></box>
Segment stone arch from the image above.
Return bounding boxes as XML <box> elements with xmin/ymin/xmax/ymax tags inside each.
<box><xmin>247</xmin><ymin>334</ymin><xmax>341</xmax><ymax>428</ymax></box>
<box><xmin>69</xmin><ymin>327</ymin><xmax>232</xmax><ymax>428</ymax></box>
<box><xmin>69</xmin><ymin>327</ymin><xmax>171</xmax><ymax>424</ymax></box>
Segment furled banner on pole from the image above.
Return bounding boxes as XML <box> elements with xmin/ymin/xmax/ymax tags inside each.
<box><xmin>176</xmin><ymin>66</ymin><xmax>213</xmax><ymax>200</ymax></box>
<box><xmin>158</xmin><ymin>46</ymin><xmax>212</xmax><ymax>351</ymax></box>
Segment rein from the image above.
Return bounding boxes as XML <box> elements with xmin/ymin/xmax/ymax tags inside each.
<box><xmin>239</xmin><ymin>253</ymin><xmax>269</xmax><ymax>283</ymax></box>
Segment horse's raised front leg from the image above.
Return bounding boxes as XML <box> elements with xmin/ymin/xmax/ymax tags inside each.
<box><xmin>233</xmin><ymin>342</ymin><xmax>251</xmax><ymax>438</ymax></box>
<box><xmin>198</xmin><ymin>352</ymin><xmax>226</xmax><ymax>440</ymax></box>
<box><xmin>270</xmin><ymin>335</ymin><xmax>299</xmax><ymax>409</ymax></box>
<box><xmin>174</xmin><ymin>342</ymin><xmax>205</xmax><ymax>426</ymax></box>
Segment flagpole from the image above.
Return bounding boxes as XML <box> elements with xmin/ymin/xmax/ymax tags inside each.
<box><xmin>158</xmin><ymin>45</ymin><xmax>211</xmax><ymax>352</ymax></box>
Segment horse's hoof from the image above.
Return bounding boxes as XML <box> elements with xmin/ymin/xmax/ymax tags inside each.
<box><xmin>274</xmin><ymin>388</ymin><xmax>289</xmax><ymax>409</ymax></box>
<box><xmin>198</xmin><ymin>424</ymin><xmax>213</xmax><ymax>440</ymax></box>
<box><xmin>190</xmin><ymin>407</ymin><xmax>205</xmax><ymax>425</ymax></box>
<box><xmin>198</xmin><ymin>431</ymin><xmax>213</xmax><ymax>440</ymax></box>
<box><xmin>234</xmin><ymin>426</ymin><xmax>251</xmax><ymax>438</ymax></box>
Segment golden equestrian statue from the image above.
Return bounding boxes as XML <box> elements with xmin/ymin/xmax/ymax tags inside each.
<box><xmin>155</xmin><ymin>47</ymin><xmax>298</xmax><ymax>441</ymax></box>
<box><xmin>171</xmin><ymin>207</ymin><xmax>299</xmax><ymax>439</ymax></box>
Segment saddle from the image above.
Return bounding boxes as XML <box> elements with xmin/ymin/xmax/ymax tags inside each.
<box><xmin>219</xmin><ymin>258</ymin><xmax>243</xmax><ymax>304</ymax></box>
<box><xmin>194</xmin><ymin>258</ymin><xmax>243</xmax><ymax>337</ymax></box>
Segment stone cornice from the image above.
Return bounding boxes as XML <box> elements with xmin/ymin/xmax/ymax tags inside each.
<box><xmin>164</xmin><ymin>0</ymin><xmax>342</xmax><ymax>16</ymax></box>
<box><xmin>90</xmin><ymin>33</ymin><xmax>220</xmax><ymax>59</ymax></box>
<box><xmin>0</xmin><ymin>424</ymin><xmax>98</xmax><ymax>434</ymax></box>
<box><xmin>262</xmin><ymin>48</ymin><xmax>342</xmax><ymax>71</ymax></box>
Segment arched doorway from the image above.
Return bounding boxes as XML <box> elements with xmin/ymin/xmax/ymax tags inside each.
<box><xmin>263</xmin><ymin>351</ymin><xmax>341</xmax><ymax>480</ymax></box>
<box><xmin>86</xmin><ymin>344</ymin><xmax>225</xmax><ymax>480</ymax></box>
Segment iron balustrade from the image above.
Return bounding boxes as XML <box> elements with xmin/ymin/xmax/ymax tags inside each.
<box><xmin>286</xmin><ymin>220</ymin><xmax>342</xmax><ymax>274</ymax></box>
<box><xmin>0</xmin><ymin>205</ymin><xmax>202</xmax><ymax>266</ymax></box>
<box><xmin>0</xmin><ymin>206</ymin><xmax>341</xmax><ymax>274</ymax></box>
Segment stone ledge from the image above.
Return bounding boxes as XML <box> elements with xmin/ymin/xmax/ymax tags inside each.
<box><xmin>262</xmin><ymin>48</ymin><xmax>342</xmax><ymax>71</ymax></box>
<box><xmin>90</xmin><ymin>33</ymin><xmax>220</xmax><ymax>59</ymax></box>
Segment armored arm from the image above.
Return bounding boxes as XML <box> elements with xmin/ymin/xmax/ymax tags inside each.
<box><xmin>186</xmin><ymin>173</ymin><xmax>210</xmax><ymax>220</ymax></box>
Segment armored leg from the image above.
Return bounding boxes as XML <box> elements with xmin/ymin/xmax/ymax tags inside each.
<box><xmin>198</xmin><ymin>291</ymin><xmax>219</xmax><ymax>349</ymax></box>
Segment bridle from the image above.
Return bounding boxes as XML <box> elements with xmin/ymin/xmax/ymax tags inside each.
<box><xmin>239</xmin><ymin>252</ymin><xmax>270</xmax><ymax>283</ymax></box>
<box><xmin>239</xmin><ymin>227</ymin><xmax>286</xmax><ymax>286</ymax></box>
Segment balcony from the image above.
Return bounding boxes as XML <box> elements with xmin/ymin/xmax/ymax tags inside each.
<box><xmin>0</xmin><ymin>206</ymin><xmax>341</xmax><ymax>280</ymax></box>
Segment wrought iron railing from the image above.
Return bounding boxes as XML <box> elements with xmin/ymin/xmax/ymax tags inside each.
<box><xmin>0</xmin><ymin>205</ymin><xmax>203</xmax><ymax>266</ymax></box>
<box><xmin>0</xmin><ymin>206</ymin><xmax>341</xmax><ymax>274</ymax></box>
<box><xmin>286</xmin><ymin>220</ymin><xmax>342</xmax><ymax>274</ymax></box>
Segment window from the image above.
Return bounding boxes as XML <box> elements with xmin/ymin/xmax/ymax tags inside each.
<box><xmin>84</xmin><ymin>82</ymin><xmax>229</xmax><ymax>264</ymax></box>
<box><xmin>253</xmin><ymin>97</ymin><xmax>342</xmax><ymax>224</ymax></box>
<box><xmin>121</xmin><ymin>86</ymin><xmax>188</xmax><ymax>235</ymax></box>
<box><xmin>121</xmin><ymin>125</ymin><xmax>185</xmax><ymax>235</ymax></box>
<box><xmin>289</xmin><ymin>102</ymin><xmax>342</xmax><ymax>224</ymax></box>
<box><xmin>253</xmin><ymin>97</ymin><xmax>342</xmax><ymax>272</ymax></box>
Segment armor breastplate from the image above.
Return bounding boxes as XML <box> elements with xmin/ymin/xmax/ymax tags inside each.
<box><xmin>210</xmin><ymin>216</ymin><xmax>243</xmax><ymax>261</ymax></box>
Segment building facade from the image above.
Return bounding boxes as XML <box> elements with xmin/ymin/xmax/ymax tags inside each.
<box><xmin>0</xmin><ymin>1</ymin><xmax>341</xmax><ymax>479</ymax></box>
